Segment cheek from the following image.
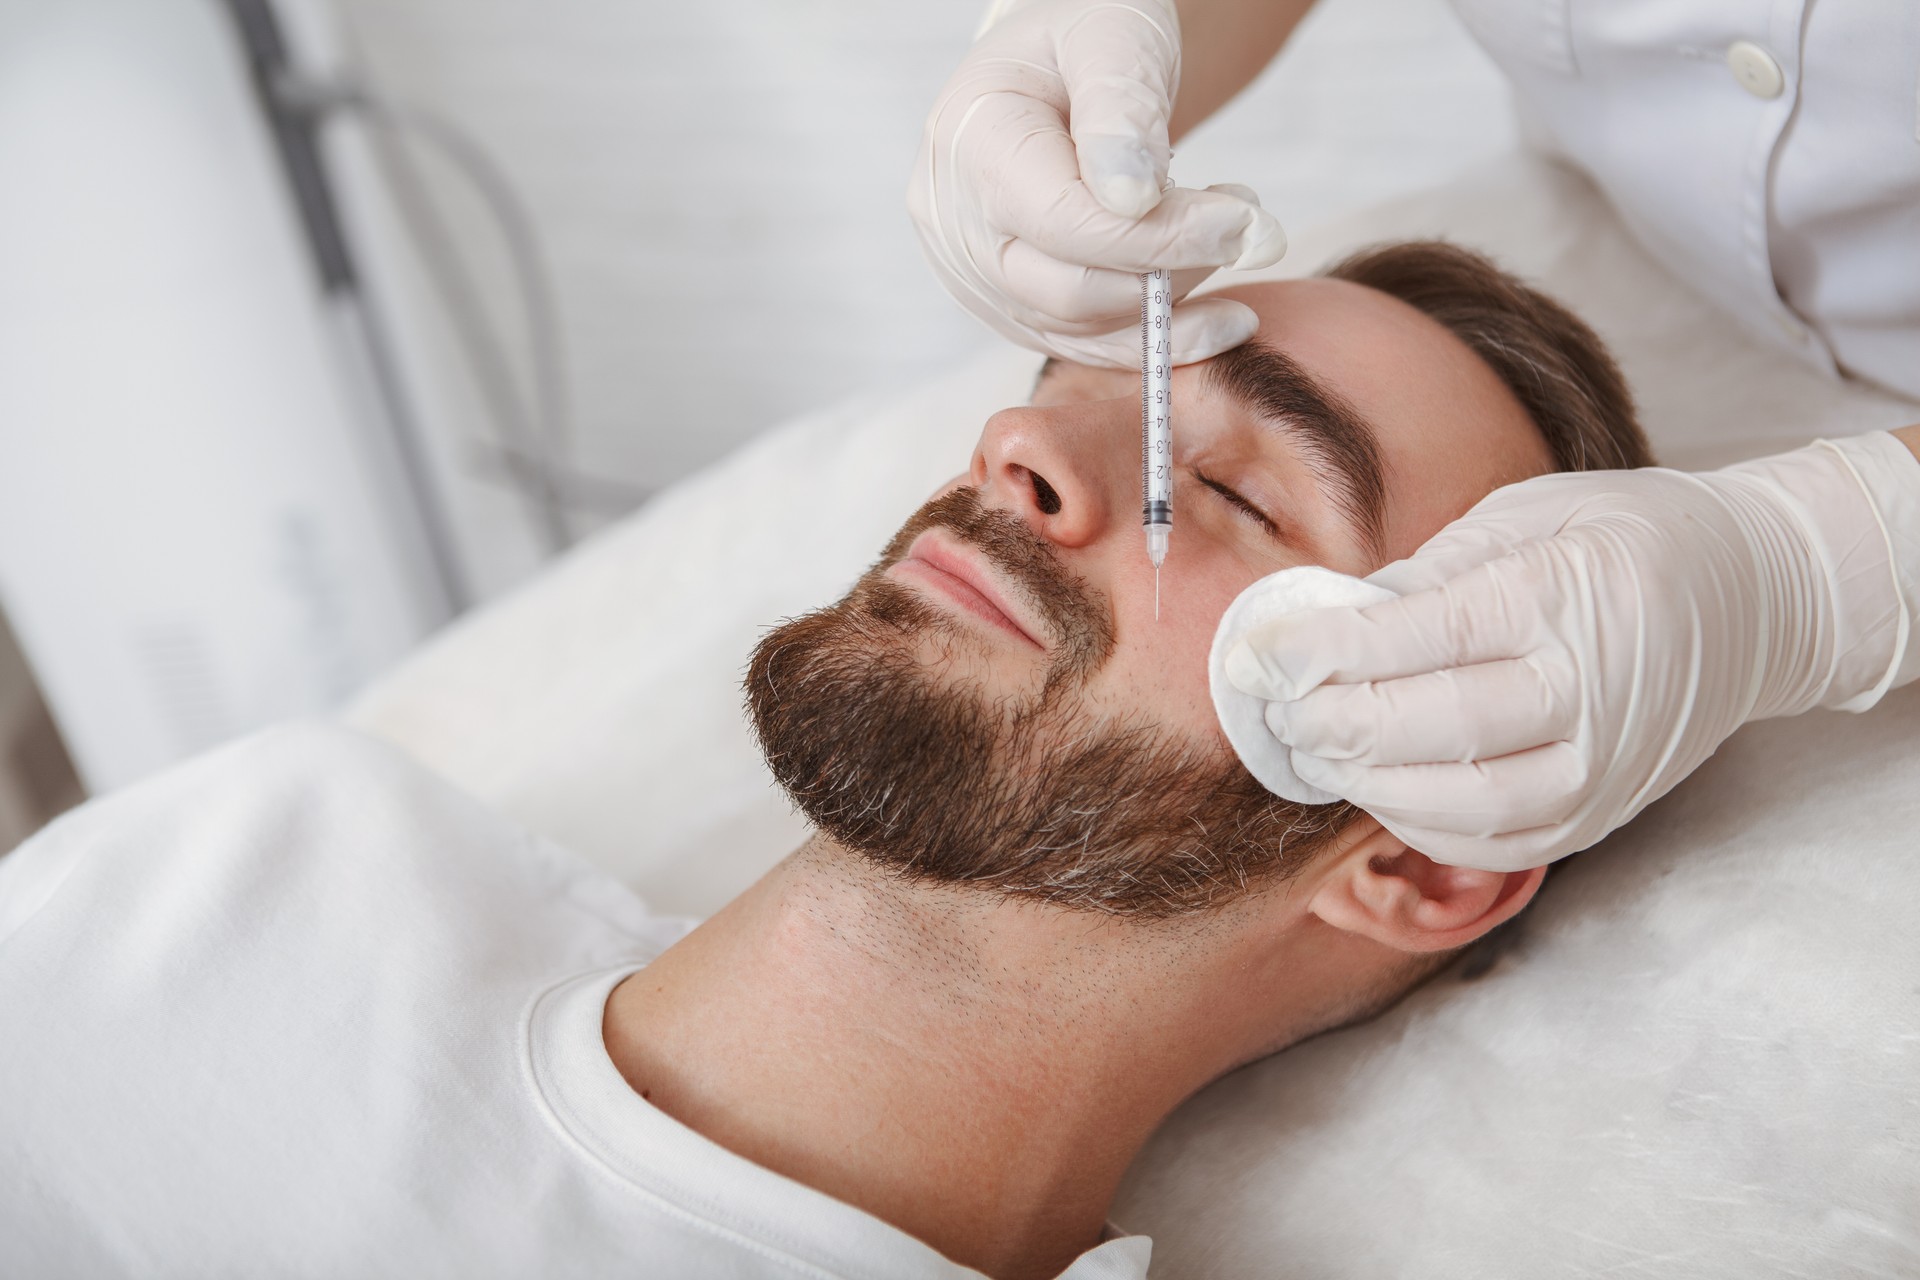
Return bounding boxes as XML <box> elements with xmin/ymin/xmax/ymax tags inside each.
<box><xmin>1087</xmin><ymin>562</ymin><xmax>1251</xmax><ymax>748</ymax></box>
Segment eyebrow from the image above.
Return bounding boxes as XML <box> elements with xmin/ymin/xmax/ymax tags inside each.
<box><xmin>1203</xmin><ymin>341</ymin><xmax>1388</xmax><ymax>562</ymax></box>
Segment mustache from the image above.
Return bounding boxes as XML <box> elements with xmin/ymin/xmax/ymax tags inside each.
<box><xmin>873</xmin><ymin>487</ymin><xmax>1115</xmax><ymax>681</ymax></box>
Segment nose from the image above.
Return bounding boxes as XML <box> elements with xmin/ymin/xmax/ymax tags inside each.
<box><xmin>968</xmin><ymin>399</ymin><xmax>1131</xmax><ymax>549</ymax></box>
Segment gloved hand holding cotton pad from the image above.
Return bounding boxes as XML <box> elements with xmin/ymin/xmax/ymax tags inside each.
<box><xmin>1208</xmin><ymin>566</ymin><xmax>1395</xmax><ymax>807</ymax></box>
<box><xmin>1208</xmin><ymin>436</ymin><xmax>1920</xmax><ymax>873</ymax></box>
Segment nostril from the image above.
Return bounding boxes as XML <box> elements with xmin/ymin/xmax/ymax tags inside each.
<box><xmin>1030</xmin><ymin>472</ymin><xmax>1063</xmax><ymax>516</ymax></box>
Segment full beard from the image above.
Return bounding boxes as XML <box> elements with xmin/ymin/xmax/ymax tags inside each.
<box><xmin>744</xmin><ymin>489</ymin><xmax>1351</xmax><ymax>917</ymax></box>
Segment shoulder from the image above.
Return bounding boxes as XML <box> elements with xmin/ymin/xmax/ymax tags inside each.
<box><xmin>0</xmin><ymin>721</ymin><xmax>683</xmax><ymax>956</ymax></box>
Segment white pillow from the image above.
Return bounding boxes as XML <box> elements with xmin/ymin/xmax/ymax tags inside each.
<box><xmin>1115</xmin><ymin>684</ymin><xmax>1920</xmax><ymax>1275</ymax></box>
<box><xmin>346</xmin><ymin>153</ymin><xmax>1915</xmax><ymax>913</ymax></box>
<box><xmin>346</xmin><ymin>153</ymin><xmax>1920</xmax><ymax>1273</ymax></box>
<box><xmin>346</xmin><ymin>349</ymin><xmax>1040</xmax><ymax>914</ymax></box>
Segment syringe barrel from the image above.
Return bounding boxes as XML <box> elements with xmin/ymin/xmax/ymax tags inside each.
<box><xmin>1141</xmin><ymin>269</ymin><xmax>1173</xmax><ymax>528</ymax></box>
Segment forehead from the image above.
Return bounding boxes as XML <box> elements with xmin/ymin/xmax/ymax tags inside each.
<box><xmin>1044</xmin><ymin>278</ymin><xmax>1554</xmax><ymax>562</ymax></box>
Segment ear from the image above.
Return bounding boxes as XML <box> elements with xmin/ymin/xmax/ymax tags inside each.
<box><xmin>1307</xmin><ymin>816</ymin><xmax>1547</xmax><ymax>953</ymax></box>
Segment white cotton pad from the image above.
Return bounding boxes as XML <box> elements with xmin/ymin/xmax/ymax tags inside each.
<box><xmin>1208</xmin><ymin>566</ymin><xmax>1398</xmax><ymax>805</ymax></box>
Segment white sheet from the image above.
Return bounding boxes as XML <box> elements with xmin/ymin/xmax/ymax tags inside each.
<box><xmin>346</xmin><ymin>153</ymin><xmax>1920</xmax><ymax>1275</ymax></box>
<box><xmin>1116</xmin><ymin>686</ymin><xmax>1920</xmax><ymax>1275</ymax></box>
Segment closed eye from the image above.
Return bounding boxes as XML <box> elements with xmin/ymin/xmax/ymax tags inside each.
<box><xmin>1195</xmin><ymin>470</ymin><xmax>1278</xmax><ymax>535</ymax></box>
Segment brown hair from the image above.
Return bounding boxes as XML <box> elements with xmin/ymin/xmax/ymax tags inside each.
<box><xmin>1322</xmin><ymin>240</ymin><xmax>1655</xmax><ymax>472</ymax></box>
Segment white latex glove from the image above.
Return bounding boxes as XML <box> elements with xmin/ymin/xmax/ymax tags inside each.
<box><xmin>907</xmin><ymin>0</ymin><xmax>1289</xmax><ymax>368</ymax></box>
<box><xmin>1222</xmin><ymin>435</ymin><xmax>1920</xmax><ymax>871</ymax></box>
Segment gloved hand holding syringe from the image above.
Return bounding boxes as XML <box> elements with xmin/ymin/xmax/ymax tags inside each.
<box><xmin>908</xmin><ymin>0</ymin><xmax>1288</xmax><ymax>369</ymax></box>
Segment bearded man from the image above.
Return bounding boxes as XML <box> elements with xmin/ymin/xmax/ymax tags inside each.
<box><xmin>0</xmin><ymin>243</ymin><xmax>1651</xmax><ymax>1280</ymax></box>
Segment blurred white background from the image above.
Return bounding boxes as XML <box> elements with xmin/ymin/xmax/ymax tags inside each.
<box><xmin>0</xmin><ymin>0</ymin><xmax>1515</xmax><ymax>843</ymax></box>
<box><xmin>332</xmin><ymin>0</ymin><xmax>1518</xmax><ymax>495</ymax></box>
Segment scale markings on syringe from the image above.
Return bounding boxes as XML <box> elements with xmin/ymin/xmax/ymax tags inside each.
<box><xmin>1141</xmin><ymin>269</ymin><xmax>1172</xmax><ymax>619</ymax></box>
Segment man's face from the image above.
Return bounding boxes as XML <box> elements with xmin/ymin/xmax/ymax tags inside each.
<box><xmin>747</xmin><ymin>278</ymin><xmax>1552</xmax><ymax>913</ymax></box>
<box><xmin>980</xmin><ymin>278</ymin><xmax>1553</xmax><ymax>732</ymax></box>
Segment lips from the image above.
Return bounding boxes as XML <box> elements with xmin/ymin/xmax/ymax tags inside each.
<box><xmin>893</xmin><ymin>532</ymin><xmax>1047</xmax><ymax>649</ymax></box>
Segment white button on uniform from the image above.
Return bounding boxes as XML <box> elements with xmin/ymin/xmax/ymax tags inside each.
<box><xmin>1727</xmin><ymin>40</ymin><xmax>1786</xmax><ymax>99</ymax></box>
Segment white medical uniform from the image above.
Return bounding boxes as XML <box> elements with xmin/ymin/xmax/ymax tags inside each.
<box><xmin>1450</xmin><ymin>0</ymin><xmax>1920</xmax><ymax>400</ymax></box>
<box><xmin>0</xmin><ymin>724</ymin><xmax>1149</xmax><ymax>1280</ymax></box>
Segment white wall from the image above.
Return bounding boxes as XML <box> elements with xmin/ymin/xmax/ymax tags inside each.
<box><xmin>332</xmin><ymin>0</ymin><xmax>1518</xmax><ymax>502</ymax></box>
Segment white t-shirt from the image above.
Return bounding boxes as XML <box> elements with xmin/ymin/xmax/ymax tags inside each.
<box><xmin>0</xmin><ymin>723</ymin><xmax>1150</xmax><ymax>1280</ymax></box>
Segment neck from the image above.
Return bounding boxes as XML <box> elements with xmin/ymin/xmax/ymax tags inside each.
<box><xmin>604</xmin><ymin>838</ymin><xmax>1340</xmax><ymax>1280</ymax></box>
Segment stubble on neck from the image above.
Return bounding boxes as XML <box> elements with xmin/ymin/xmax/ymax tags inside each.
<box><xmin>602</xmin><ymin>834</ymin><xmax>1322</xmax><ymax>1280</ymax></box>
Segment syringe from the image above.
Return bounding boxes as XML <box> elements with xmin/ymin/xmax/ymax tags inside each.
<box><xmin>1141</xmin><ymin>269</ymin><xmax>1172</xmax><ymax>619</ymax></box>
